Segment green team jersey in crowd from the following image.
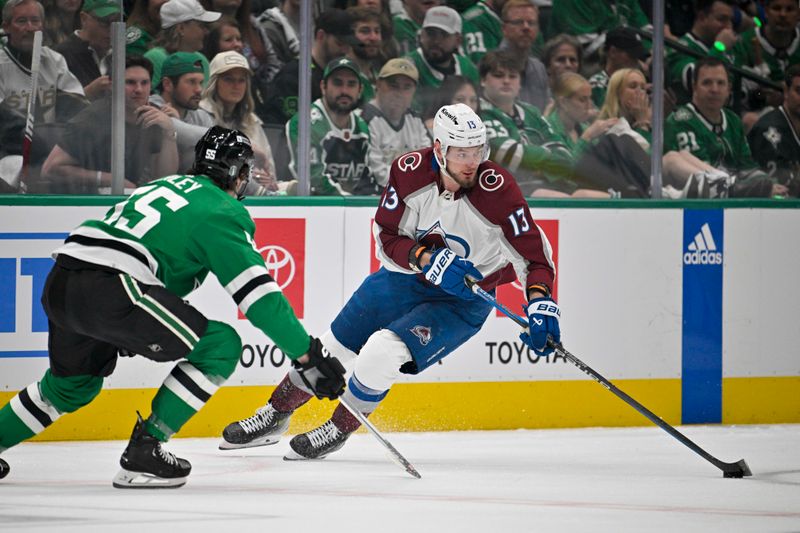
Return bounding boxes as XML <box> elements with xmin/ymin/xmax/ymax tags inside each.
<box><xmin>286</xmin><ymin>99</ymin><xmax>378</xmax><ymax>196</ymax></box>
<box><xmin>666</xmin><ymin>33</ymin><xmax>732</xmax><ymax>105</ymax></box>
<box><xmin>747</xmin><ymin>105</ymin><xmax>800</xmax><ymax>188</ymax></box>
<box><xmin>462</xmin><ymin>1</ymin><xmax>500</xmax><ymax>64</ymax></box>
<box><xmin>125</xmin><ymin>25</ymin><xmax>154</xmax><ymax>57</ymax></box>
<box><xmin>54</xmin><ymin>174</ymin><xmax>311</xmax><ymax>358</ymax></box>
<box><xmin>589</xmin><ymin>69</ymin><xmax>609</xmax><ymax>108</ymax></box>
<box><xmin>479</xmin><ymin>97</ymin><xmax>574</xmax><ymax>184</ymax></box>
<box><xmin>547</xmin><ymin>0</ymin><xmax>649</xmax><ymax>40</ymax></box>
<box><xmin>406</xmin><ymin>47</ymin><xmax>479</xmax><ymax>113</ymax></box>
<box><xmin>664</xmin><ymin>103</ymin><xmax>756</xmax><ymax>171</ymax></box>
<box><xmin>732</xmin><ymin>27</ymin><xmax>800</xmax><ymax>84</ymax></box>
<box><xmin>393</xmin><ymin>11</ymin><xmax>422</xmax><ymax>55</ymax></box>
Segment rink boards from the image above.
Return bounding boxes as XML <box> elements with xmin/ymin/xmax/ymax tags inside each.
<box><xmin>0</xmin><ymin>197</ymin><xmax>798</xmax><ymax>440</ymax></box>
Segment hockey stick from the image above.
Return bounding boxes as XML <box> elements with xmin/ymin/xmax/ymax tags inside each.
<box><xmin>21</xmin><ymin>30</ymin><xmax>43</xmax><ymax>186</ymax></box>
<box><xmin>464</xmin><ymin>277</ymin><xmax>752</xmax><ymax>479</ymax></box>
<box><xmin>338</xmin><ymin>395</ymin><xmax>421</xmax><ymax>479</ymax></box>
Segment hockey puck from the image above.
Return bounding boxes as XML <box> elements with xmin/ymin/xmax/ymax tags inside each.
<box><xmin>0</xmin><ymin>458</ymin><xmax>9</xmax><ymax>479</ymax></box>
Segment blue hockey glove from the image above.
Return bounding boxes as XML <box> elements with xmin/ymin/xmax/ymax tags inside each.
<box><xmin>520</xmin><ymin>297</ymin><xmax>561</xmax><ymax>356</ymax></box>
<box><xmin>422</xmin><ymin>248</ymin><xmax>483</xmax><ymax>300</ymax></box>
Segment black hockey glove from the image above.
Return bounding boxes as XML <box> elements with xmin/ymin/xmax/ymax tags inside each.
<box><xmin>292</xmin><ymin>336</ymin><xmax>346</xmax><ymax>400</ymax></box>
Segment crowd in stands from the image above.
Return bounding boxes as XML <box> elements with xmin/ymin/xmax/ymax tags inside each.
<box><xmin>0</xmin><ymin>0</ymin><xmax>798</xmax><ymax>197</ymax></box>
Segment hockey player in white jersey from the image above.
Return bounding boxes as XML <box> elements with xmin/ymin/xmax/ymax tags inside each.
<box><xmin>220</xmin><ymin>103</ymin><xmax>562</xmax><ymax>460</ymax></box>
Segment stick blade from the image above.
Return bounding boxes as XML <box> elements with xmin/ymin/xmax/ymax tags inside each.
<box><xmin>722</xmin><ymin>459</ymin><xmax>752</xmax><ymax>478</ymax></box>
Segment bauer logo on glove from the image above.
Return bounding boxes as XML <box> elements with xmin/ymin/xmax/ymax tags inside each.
<box><xmin>422</xmin><ymin>248</ymin><xmax>483</xmax><ymax>301</ymax></box>
<box><xmin>520</xmin><ymin>297</ymin><xmax>561</xmax><ymax>356</ymax></box>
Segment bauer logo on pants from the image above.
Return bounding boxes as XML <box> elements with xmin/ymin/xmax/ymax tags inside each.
<box><xmin>250</xmin><ymin>218</ymin><xmax>306</xmax><ymax>318</ymax></box>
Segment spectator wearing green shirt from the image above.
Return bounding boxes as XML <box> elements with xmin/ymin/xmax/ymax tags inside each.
<box><xmin>547</xmin><ymin>0</ymin><xmax>650</xmax><ymax>58</ymax></box>
<box><xmin>346</xmin><ymin>6</ymin><xmax>383</xmax><ymax>106</ymax></box>
<box><xmin>665</xmin><ymin>57</ymin><xmax>788</xmax><ymax>197</ymax></box>
<box><xmin>393</xmin><ymin>0</ymin><xmax>442</xmax><ymax>55</ymax></box>
<box><xmin>666</xmin><ymin>0</ymin><xmax>736</xmax><ymax>106</ymax></box>
<box><xmin>406</xmin><ymin>5</ymin><xmax>479</xmax><ymax>113</ymax></box>
<box><xmin>477</xmin><ymin>50</ymin><xmax>578</xmax><ymax>196</ymax></box>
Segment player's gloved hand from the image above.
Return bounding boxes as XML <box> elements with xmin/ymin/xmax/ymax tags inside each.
<box><xmin>519</xmin><ymin>298</ymin><xmax>561</xmax><ymax>356</ymax></box>
<box><xmin>422</xmin><ymin>248</ymin><xmax>483</xmax><ymax>300</ymax></box>
<box><xmin>292</xmin><ymin>336</ymin><xmax>346</xmax><ymax>400</ymax></box>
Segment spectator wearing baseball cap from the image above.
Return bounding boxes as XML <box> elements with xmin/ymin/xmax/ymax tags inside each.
<box><xmin>150</xmin><ymin>51</ymin><xmax>215</xmax><ymax>172</ymax></box>
<box><xmin>54</xmin><ymin>0</ymin><xmax>122</xmax><ymax>101</ymax></box>
<box><xmin>405</xmin><ymin>5</ymin><xmax>478</xmax><ymax>114</ymax></box>
<box><xmin>286</xmin><ymin>56</ymin><xmax>378</xmax><ymax>196</ymax></box>
<box><xmin>261</xmin><ymin>8</ymin><xmax>355</xmax><ymax>125</ymax></box>
<box><xmin>392</xmin><ymin>0</ymin><xmax>442</xmax><ymax>55</ymax></box>
<box><xmin>589</xmin><ymin>27</ymin><xmax>649</xmax><ymax>108</ymax></box>
<box><xmin>362</xmin><ymin>57</ymin><xmax>432</xmax><ymax>186</ymax></box>
<box><xmin>200</xmin><ymin>51</ymin><xmax>278</xmax><ymax>194</ymax></box>
<box><xmin>143</xmin><ymin>0</ymin><xmax>221</xmax><ymax>91</ymax></box>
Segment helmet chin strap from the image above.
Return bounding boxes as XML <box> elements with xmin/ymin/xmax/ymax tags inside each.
<box><xmin>434</xmin><ymin>143</ymin><xmax>459</xmax><ymax>185</ymax></box>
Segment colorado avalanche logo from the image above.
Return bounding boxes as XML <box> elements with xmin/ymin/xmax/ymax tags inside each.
<box><xmin>410</xmin><ymin>325</ymin><xmax>432</xmax><ymax>346</ymax></box>
<box><xmin>415</xmin><ymin>221</ymin><xmax>470</xmax><ymax>257</ymax></box>
<box><xmin>479</xmin><ymin>168</ymin><xmax>504</xmax><ymax>192</ymax></box>
<box><xmin>397</xmin><ymin>151</ymin><xmax>423</xmax><ymax>172</ymax></box>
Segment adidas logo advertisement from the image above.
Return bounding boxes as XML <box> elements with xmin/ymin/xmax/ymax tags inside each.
<box><xmin>683</xmin><ymin>223</ymin><xmax>722</xmax><ymax>265</ymax></box>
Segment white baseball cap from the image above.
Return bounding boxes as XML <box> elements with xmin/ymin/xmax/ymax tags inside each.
<box><xmin>422</xmin><ymin>6</ymin><xmax>462</xmax><ymax>35</ymax></box>
<box><xmin>209</xmin><ymin>51</ymin><xmax>252</xmax><ymax>77</ymax></box>
<box><xmin>160</xmin><ymin>0</ymin><xmax>221</xmax><ymax>29</ymax></box>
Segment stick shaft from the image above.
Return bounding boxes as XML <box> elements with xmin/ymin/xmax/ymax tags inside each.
<box><xmin>468</xmin><ymin>279</ymin><xmax>750</xmax><ymax>477</ymax></box>
<box><xmin>338</xmin><ymin>395</ymin><xmax>421</xmax><ymax>479</ymax></box>
<box><xmin>21</xmin><ymin>30</ymin><xmax>43</xmax><ymax>180</ymax></box>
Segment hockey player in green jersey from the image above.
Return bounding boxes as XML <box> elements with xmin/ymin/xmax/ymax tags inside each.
<box><xmin>0</xmin><ymin>127</ymin><xmax>346</xmax><ymax>488</ymax></box>
<box><xmin>664</xmin><ymin>58</ymin><xmax>788</xmax><ymax>197</ymax></box>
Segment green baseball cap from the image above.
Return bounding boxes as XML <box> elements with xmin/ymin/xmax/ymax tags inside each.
<box><xmin>322</xmin><ymin>57</ymin><xmax>361</xmax><ymax>81</ymax></box>
<box><xmin>82</xmin><ymin>0</ymin><xmax>121</xmax><ymax>18</ymax></box>
<box><xmin>162</xmin><ymin>51</ymin><xmax>205</xmax><ymax>79</ymax></box>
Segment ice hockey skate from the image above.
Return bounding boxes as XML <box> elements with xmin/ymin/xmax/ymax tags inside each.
<box><xmin>112</xmin><ymin>413</ymin><xmax>191</xmax><ymax>489</ymax></box>
<box><xmin>219</xmin><ymin>403</ymin><xmax>292</xmax><ymax>450</ymax></box>
<box><xmin>284</xmin><ymin>419</ymin><xmax>352</xmax><ymax>460</ymax></box>
<box><xmin>0</xmin><ymin>457</ymin><xmax>9</xmax><ymax>479</ymax></box>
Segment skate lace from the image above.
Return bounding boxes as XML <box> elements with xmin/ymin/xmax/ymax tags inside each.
<box><xmin>240</xmin><ymin>405</ymin><xmax>275</xmax><ymax>434</ymax></box>
<box><xmin>307</xmin><ymin>421</ymin><xmax>341</xmax><ymax>449</ymax></box>
<box><xmin>156</xmin><ymin>444</ymin><xmax>178</xmax><ymax>466</ymax></box>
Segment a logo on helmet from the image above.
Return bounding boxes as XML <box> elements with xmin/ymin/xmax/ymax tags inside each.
<box><xmin>479</xmin><ymin>168</ymin><xmax>504</xmax><ymax>192</ymax></box>
<box><xmin>441</xmin><ymin>108</ymin><xmax>459</xmax><ymax>124</ymax></box>
<box><xmin>258</xmin><ymin>245</ymin><xmax>296</xmax><ymax>289</ymax></box>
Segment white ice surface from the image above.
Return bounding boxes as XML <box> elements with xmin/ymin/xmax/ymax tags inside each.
<box><xmin>0</xmin><ymin>425</ymin><xmax>798</xmax><ymax>533</ymax></box>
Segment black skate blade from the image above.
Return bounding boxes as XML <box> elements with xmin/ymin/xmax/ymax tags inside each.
<box><xmin>218</xmin><ymin>437</ymin><xmax>281</xmax><ymax>450</ymax></box>
<box><xmin>112</xmin><ymin>469</ymin><xmax>187</xmax><ymax>489</ymax></box>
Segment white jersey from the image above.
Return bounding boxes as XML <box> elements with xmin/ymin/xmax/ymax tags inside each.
<box><xmin>374</xmin><ymin>146</ymin><xmax>555</xmax><ymax>293</ymax></box>
<box><xmin>360</xmin><ymin>101</ymin><xmax>432</xmax><ymax>187</ymax></box>
<box><xmin>0</xmin><ymin>44</ymin><xmax>84</xmax><ymax>123</ymax></box>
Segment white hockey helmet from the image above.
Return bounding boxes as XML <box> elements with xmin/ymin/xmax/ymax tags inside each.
<box><xmin>432</xmin><ymin>103</ymin><xmax>490</xmax><ymax>165</ymax></box>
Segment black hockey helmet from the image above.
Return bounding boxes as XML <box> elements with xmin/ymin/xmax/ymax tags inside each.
<box><xmin>193</xmin><ymin>126</ymin><xmax>254</xmax><ymax>198</ymax></box>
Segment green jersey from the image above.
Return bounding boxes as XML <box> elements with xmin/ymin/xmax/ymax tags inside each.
<box><xmin>664</xmin><ymin>103</ymin><xmax>756</xmax><ymax>171</ymax></box>
<box><xmin>406</xmin><ymin>47</ymin><xmax>479</xmax><ymax>113</ymax></box>
<box><xmin>393</xmin><ymin>11</ymin><xmax>421</xmax><ymax>55</ymax></box>
<box><xmin>479</xmin><ymin>97</ymin><xmax>574</xmax><ymax>183</ymax></box>
<box><xmin>125</xmin><ymin>25</ymin><xmax>153</xmax><ymax>57</ymax></box>
<box><xmin>588</xmin><ymin>69</ymin><xmax>609</xmax><ymax>108</ymax></box>
<box><xmin>54</xmin><ymin>174</ymin><xmax>311</xmax><ymax>358</ymax></box>
<box><xmin>286</xmin><ymin>99</ymin><xmax>378</xmax><ymax>196</ymax></box>
<box><xmin>547</xmin><ymin>0</ymin><xmax>648</xmax><ymax>40</ymax></box>
<box><xmin>732</xmin><ymin>27</ymin><xmax>800</xmax><ymax>84</ymax></box>
<box><xmin>462</xmin><ymin>1</ymin><xmax>501</xmax><ymax>65</ymax></box>
<box><xmin>666</xmin><ymin>33</ymin><xmax>731</xmax><ymax>105</ymax></box>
